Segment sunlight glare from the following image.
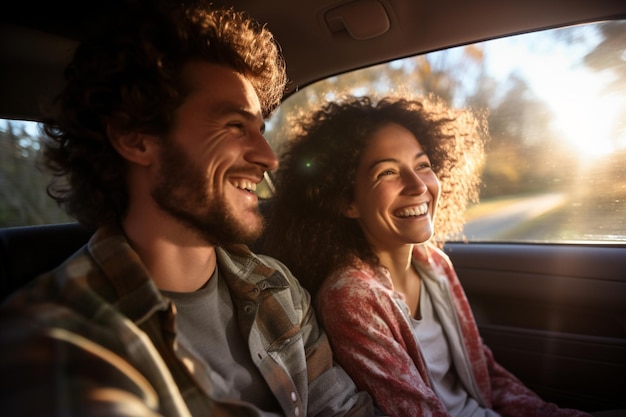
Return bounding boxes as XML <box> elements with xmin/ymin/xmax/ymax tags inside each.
<box><xmin>485</xmin><ymin>28</ymin><xmax>623</xmax><ymax>160</ymax></box>
<box><xmin>549</xmin><ymin>77</ymin><xmax>621</xmax><ymax>158</ymax></box>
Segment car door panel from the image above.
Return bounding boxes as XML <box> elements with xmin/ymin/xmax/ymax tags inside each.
<box><xmin>445</xmin><ymin>243</ymin><xmax>626</xmax><ymax>411</ymax></box>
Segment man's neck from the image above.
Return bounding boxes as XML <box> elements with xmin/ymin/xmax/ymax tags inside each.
<box><xmin>121</xmin><ymin>211</ymin><xmax>218</xmax><ymax>293</ymax></box>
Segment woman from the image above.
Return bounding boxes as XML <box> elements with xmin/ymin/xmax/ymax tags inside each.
<box><xmin>263</xmin><ymin>95</ymin><xmax>592</xmax><ymax>417</ymax></box>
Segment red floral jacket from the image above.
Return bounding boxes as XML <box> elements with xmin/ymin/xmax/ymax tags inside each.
<box><xmin>316</xmin><ymin>244</ymin><xmax>592</xmax><ymax>417</ymax></box>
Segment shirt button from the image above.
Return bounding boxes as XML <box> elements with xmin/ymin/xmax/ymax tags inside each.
<box><xmin>291</xmin><ymin>392</ymin><xmax>297</xmax><ymax>402</ymax></box>
<box><xmin>294</xmin><ymin>406</ymin><xmax>300</xmax><ymax>416</ymax></box>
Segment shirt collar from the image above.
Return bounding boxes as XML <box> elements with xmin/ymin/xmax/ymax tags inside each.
<box><xmin>88</xmin><ymin>225</ymin><xmax>289</xmax><ymax>322</ymax></box>
<box><xmin>216</xmin><ymin>246</ymin><xmax>289</xmax><ymax>302</ymax></box>
<box><xmin>89</xmin><ymin>224</ymin><xmax>169</xmax><ymax>323</ymax></box>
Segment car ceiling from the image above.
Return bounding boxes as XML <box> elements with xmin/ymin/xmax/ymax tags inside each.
<box><xmin>1</xmin><ymin>0</ymin><xmax>625</xmax><ymax>122</ymax></box>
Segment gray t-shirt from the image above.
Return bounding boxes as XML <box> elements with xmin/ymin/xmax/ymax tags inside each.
<box><xmin>162</xmin><ymin>266</ymin><xmax>281</xmax><ymax>414</ymax></box>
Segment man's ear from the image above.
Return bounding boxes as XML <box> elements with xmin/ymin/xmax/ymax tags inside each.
<box><xmin>108</xmin><ymin>125</ymin><xmax>158</xmax><ymax>166</ymax></box>
<box><xmin>342</xmin><ymin>201</ymin><xmax>360</xmax><ymax>219</ymax></box>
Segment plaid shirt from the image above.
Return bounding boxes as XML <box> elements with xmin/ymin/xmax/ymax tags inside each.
<box><xmin>0</xmin><ymin>224</ymin><xmax>375</xmax><ymax>417</ymax></box>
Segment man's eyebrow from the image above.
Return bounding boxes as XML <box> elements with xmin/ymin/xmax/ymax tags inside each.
<box><xmin>216</xmin><ymin>105</ymin><xmax>258</xmax><ymax>119</ymax></box>
<box><xmin>215</xmin><ymin>105</ymin><xmax>266</xmax><ymax>131</ymax></box>
<box><xmin>367</xmin><ymin>151</ymin><xmax>427</xmax><ymax>172</ymax></box>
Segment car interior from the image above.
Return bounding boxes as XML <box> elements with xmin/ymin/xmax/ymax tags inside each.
<box><xmin>1</xmin><ymin>0</ymin><xmax>626</xmax><ymax>413</ymax></box>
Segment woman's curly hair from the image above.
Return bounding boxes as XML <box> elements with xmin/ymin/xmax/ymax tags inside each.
<box><xmin>42</xmin><ymin>0</ymin><xmax>287</xmax><ymax>230</ymax></box>
<box><xmin>263</xmin><ymin>95</ymin><xmax>487</xmax><ymax>297</ymax></box>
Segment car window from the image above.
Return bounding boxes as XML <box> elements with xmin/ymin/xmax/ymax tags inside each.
<box><xmin>0</xmin><ymin>119</ymin><xmax>72</xmax><ymax>226</ymax></box>
<box><xmin>0</xmin><ymin>118</ymin><xmax>274</xmax><ymax>226</ymax></box>
<box><xmin>264</xmin><ymin>19</ymin><xmax>626</xmax><ymax>244</ymax></box>
<box><xmin>2</xmin><ymin>19</ymin><xmax>625</xmax><ymax>244</ymax></box>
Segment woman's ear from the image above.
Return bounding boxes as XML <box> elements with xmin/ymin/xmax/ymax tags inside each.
<box><xmin>108</xmin><ymin>125</ymin><xmax>158</xmax><ymax>167</ymax></box>
<box><xmin>342</xmin><ymin>201</ymin><xmax>360</xmax><ymax>219</ymax></box>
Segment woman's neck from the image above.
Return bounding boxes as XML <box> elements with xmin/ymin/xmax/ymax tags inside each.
<box><xmin>377</xmin><ymin>244</ymin><xmax>422</xmax><ymax>317</ymax></box>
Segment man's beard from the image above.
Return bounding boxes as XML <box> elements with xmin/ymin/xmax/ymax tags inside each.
<box><xmin>151</xmin><ymin>139</ymin><xmax>264</xmax><ymax>246</ymax></box>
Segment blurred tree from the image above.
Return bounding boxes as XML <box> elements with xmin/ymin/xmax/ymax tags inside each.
<box><xmin>584</xmin><ymin>21</ymin><xmax>626</xmax><ymax>91</ymax></box>
<box><xmin>0</xmin><ymin>121</ymin><xmax>72</xmax><ymax>226</ymax></box>
<box><xmin>583</xmin><ymin>20</ymin><xmax>626</xmax><ymax>155</ymax></box>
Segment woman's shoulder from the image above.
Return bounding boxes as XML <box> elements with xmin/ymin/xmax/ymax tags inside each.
<box><xmin>320</xmin><ymin>260</ymin><xmax>394</xmax><ymax>299</ymax></box>
<box><xmin>317</xmin><ymin>262</ymin><xmax>401</xmax><ymax>323</ymax></box>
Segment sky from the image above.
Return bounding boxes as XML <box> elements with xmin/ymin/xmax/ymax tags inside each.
<box><xmin>481</xmin><ymin>23</ymin><xmax>625</xmax><ymax>158</ymax></box>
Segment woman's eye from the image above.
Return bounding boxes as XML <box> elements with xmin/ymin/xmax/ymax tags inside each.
<box><xmin>377</xmin><ymin>169</ymin><xmax>395</xmax><ymax>178</ymax></box>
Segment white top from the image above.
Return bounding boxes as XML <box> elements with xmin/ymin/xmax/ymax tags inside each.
<box><xmin>410</xmin><ymin>277</ymin><xmax>500</xmax><ymax>417</ymax></box>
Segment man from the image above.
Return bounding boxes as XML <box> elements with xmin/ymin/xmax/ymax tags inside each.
<box><xmin>0</xmin><ymin>1</ymin><xmax>376</xmax><ymax>415</ymax></box>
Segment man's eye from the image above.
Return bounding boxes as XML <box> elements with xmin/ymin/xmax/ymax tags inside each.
<box><xmin>227</xmin><ymin>123</ymin><xmax>247</xmax><ymax>134</ymax></box>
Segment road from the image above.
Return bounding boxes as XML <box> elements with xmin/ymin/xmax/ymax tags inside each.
<box><xmin>461</xmin><ymin>192</ymin><xmax>568</xmax><ymax>240</ymax></box>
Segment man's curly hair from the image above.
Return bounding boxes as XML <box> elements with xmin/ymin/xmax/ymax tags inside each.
<box><xmin>263</xmin><ymin>95</ymin><xmax>487</xmax><ymax>297</ymax></box>
<box><xmin>42</xmin><ymin>0</ymin><xmax>287</xmax><ymax>230</ymax></box>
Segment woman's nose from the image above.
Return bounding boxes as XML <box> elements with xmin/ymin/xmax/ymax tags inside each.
<box><xmin>403</xmin><ymin>171</ymin><xmax>428</xmax><ymax>195</ymax></box>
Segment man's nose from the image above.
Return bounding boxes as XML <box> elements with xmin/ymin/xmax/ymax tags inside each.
<box><xmin>249</xmin><ymin>131</ymin><xmax>279</xmax><ymax>171</ymax></box>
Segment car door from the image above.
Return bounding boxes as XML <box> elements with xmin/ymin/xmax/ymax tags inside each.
<box><xmin>445</xmin><ymin>241</ymin><xmax>626</xmax><ymax>411</ymax></box>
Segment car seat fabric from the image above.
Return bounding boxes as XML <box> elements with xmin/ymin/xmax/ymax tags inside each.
<box><xmin>0</xmin><ymin>223</ymin><xmax>92</xmax><ymax>301</ymax></box>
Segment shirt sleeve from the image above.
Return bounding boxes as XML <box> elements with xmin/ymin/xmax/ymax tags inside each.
<box><xmin>267</xmin><ymin>258</ymin><xmax>380</xmax><ymax>417</ymax></box>
<box><xmin>0</xmin><ymin>308</ymin><xmax>167</xmax><ymax>417</ymax></box>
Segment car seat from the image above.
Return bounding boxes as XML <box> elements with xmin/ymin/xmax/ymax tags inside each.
<box><xmin>0</xmin><ymin>222</ymin><xmax>92</xmax><ymax>301</ymax></box>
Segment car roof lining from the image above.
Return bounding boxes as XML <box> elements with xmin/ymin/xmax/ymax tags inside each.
<box><xmin>1</xmin><ymin>0</ymin><xmax>625</xmax><ymax>122</ymax></box>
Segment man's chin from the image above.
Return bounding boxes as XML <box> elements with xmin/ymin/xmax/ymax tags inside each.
<box><xmin>209</xmin><ymin>215</ymin><xmax>265</xmax><ymax>246</ymax></box>
<box><xmin>238</xmin><ymin>216</ymin><xmax>265</xmax><ymax>244</ymax></box>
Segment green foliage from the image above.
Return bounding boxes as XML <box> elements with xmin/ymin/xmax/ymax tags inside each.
<box><xmin>0</xmin><ymin>121</ymin><xmax>72</xmax><ymax>226</ymax></box>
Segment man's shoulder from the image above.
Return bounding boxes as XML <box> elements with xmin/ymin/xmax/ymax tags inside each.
<box><xmin>218</xmin><ymin>245</ymin><xmax>295</xmax><ymax>280</ymax></box>
<box><xmin>0</xmin><ymin>245</ymin><xmax>107</xmax><ymax>345</ymax></box>
<box><xmin>217</xmin><ymin>246</ymin><xmax>310</xmax><ymax>304</ymax></box>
